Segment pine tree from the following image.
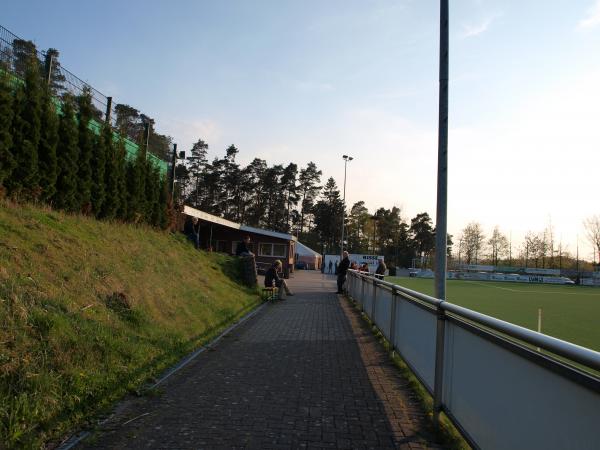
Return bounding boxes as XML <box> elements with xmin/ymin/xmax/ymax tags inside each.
<box><xmin>76</xmin><ymin>88</ymin><xmax>94</xmax><ymax>212</ymax></box>
<box><xmin>8</xmin><ymin>53</ymin><xmax>42</xmax><ymax>198</ymax></box>
<box><xmin>0</xmin><ymin>69</ymin><xmax>15</xmax><ymax>190</ymax></box>
<box><xmin>115</xmin><ymin>139</ymin><xmax>128</xmax><ymax>220</ymax></box>
<box><xmin>38</xmin><ymin>85</ymin><xmax>59</xmax><ymax>202</ymax></box>
<box><xmin>126</xmin><ymin>148</ymin><xmax>146</xmax><ymax>223</ymax></box>
<box><xmin>54</xmin><ymin>95</ymin><xmax>79</xmax><ymax>211</ymax></box>
<box><xmin>144</xmin><ymin>161</ymin><xmax>159</xmax><ymax>225</ymax></box>
<box><xmin>99</xmin><ymin>126</ymin><xmax>119</xmax><ymax>219</ymax></box>
<box><xmin>90</xmin><ymin>124</ymin><xmax>106</xmax><ymax>216</ymax></box>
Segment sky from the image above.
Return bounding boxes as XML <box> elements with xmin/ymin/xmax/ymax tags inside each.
<box><xmin>4</xmin><ymin>0</ymin><xmax>600</xmax><ymax>259</ymax></box>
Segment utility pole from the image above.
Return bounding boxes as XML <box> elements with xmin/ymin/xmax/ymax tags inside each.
<box><xmin>341</xmin><ymin>155</ymin><xmax>353</xmax><ymax>258</ymax></box>
<box><xmin>433</xmin><ymin>0</ymin><xmax>449</xmax><ymax>429</ymax></box>
<box><xmin>434</xmin><ymin>0</ymin><xmax>449</xmax><ymax>302</ymax></box>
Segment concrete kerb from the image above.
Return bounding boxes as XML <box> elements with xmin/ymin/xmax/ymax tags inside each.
<box><xmin>56</xmin><ymin>300</ymin><xmax>268</xmax><ymax>450</ymax></box>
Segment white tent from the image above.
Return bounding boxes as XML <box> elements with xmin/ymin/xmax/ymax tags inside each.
<box><xmin>295</xmin><ymin>242</ymin><xmax>322</xmax><ymax>270</ymax></box>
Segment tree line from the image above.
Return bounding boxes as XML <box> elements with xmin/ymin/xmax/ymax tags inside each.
<box><xmin>175</xmin><ymin>141</ymin><xmax>453</xmax><ymax>268</ymax></box>
<box><xmin>0</xmin><ymin>39</ymin><xmax>169</xmax><ymax>228</ymax></box>
<box><xmin>457</xmin><ymin>220</ymin><xmax>600</xmax><ymax>271</ymax></box>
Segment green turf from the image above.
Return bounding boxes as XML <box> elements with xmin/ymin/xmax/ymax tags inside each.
<box><xmin>386</xmin><ymin>276</ymin><xmax>600</xmax><ymax>352</ymax></box>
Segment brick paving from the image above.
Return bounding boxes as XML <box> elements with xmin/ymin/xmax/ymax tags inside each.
<box><xmin>82</xmin><ymin>271</ymin><xmax>441</xmax><ymax>449</ymax></box>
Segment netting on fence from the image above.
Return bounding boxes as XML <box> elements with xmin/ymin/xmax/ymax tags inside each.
<box><xmin>0</xmin><ymin>24</ymin><xmax>169</xmax><ymax>173</ymax></box>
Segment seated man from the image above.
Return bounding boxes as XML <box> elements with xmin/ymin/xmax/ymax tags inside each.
<box><xmin>264</xmin><ymin>260</ymin><xmax>293</xmax><ymax>299</ymax></box>
<box><xmin>236</xmin><ymin>235</ymin><xmax>254</xmax><ymax>256</ymax></box>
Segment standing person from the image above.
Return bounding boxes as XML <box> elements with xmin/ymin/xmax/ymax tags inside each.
<box><xmin>328</xmin><ymin>260</ymin><xmax>333</xmax><ymax>274</ymax></box>
<box><xmin>337</xmin><ymin>251</ymin><xmax>350</xmax><ymax>294</ymax></box>
<box><xmin>265</xmin><ymin>260</ymin><xmax>293</xmax><ymax>299</ymax></box>
<box><xmin>375</xmin><ymin>259</ymin><xmax>387</xmax><ymax>280</ymax></box>
<box><xmin>334</xmin><ymin>261</ymin><xmax>338</xmax><ymax>274</ymax></box>
<box><xmin>184</xmin><ymin>217</ymin><xmax>200</xmax><ymax>249</ymax></box>
<box><xmin>235</xmin><ymin>236</ymin><xmax>254</xmax><ymax>256</ymax></box>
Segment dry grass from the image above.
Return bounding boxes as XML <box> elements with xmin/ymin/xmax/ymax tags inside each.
<box><xmin>0</xmin><ymin>201</ymin><xmax>260</xmax><ymax>448</ymax></box>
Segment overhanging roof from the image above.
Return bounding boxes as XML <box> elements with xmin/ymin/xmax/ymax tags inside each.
<box><xmin>296</xmin><ymin>241</ymin><xmax>321</xmax><ymax>257</ymax></box>
<box><xmin>184</xmin><ymin>205</ymin><xmax>297</xmax><ymax>242</ymax></box>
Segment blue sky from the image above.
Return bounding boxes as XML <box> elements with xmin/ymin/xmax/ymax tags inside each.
<box><xmin>5</xmin><ymin>0</ymin><xmax>600</xmax><ymax>258</ymax></box>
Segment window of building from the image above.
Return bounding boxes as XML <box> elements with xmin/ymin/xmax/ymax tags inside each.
<box><xmin>215</xmin><ymin>240</ymin><xmax>228</xmax><ymax>253</ymax></box>
<box><xmin>258</xmin><ymin>243</ymin><xmax>287</xmax><ymax>257</ymax></box>
<box><xmin>259</xmin><ymin>243</ymin><xmax>273</xmax><ymax>256</ymax></box>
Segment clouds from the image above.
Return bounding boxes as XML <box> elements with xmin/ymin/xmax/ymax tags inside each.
<box><xmin>577</xmin><ymin>0</ymin><xmax>600</xmax><ymax>29</ymax></box>
<box><xmin>156</xmin><ymin>117</ymin><xmax>222</xmax><ymax>155</ymax></box>
<box><xmin>459</xmin><ymin>13</ymin><xmax>502</xmax><ymax>39</ymax></box>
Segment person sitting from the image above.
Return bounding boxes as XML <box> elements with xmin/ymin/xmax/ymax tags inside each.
<box><xmin>235</xmin><ymin>235</ymin><xmax>254</xmax><ymax>256</ymax></box>
<box><xmin>360</xmin><ymin>263</ymin><xmax>370</xmax><ymax>273</ymax></box>
<box><xmin>264</xmin><ymin>260</ymin><xmax>293</xmax><ymax>299</ymax></box>
<box><xmin>375</xmin><ymin>259</ymin><xmax>387</xmax><ymax>280</ymax></box>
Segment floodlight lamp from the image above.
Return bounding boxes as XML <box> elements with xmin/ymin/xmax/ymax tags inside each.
<box><xmin>348</xmin><ymin>156</ymin><xmax>354</xmax><ymax>161</ymax></box>
<box><xmin>343</xmin><ymin>154</ymin><xmax>348</xmax><ymax>160</ymax></box>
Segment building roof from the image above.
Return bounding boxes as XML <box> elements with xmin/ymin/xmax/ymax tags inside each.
<box><xmin>296</xmin><ymin>241</ymin><xmax>321</xmax><ymax>257</ymax></box>
<box><xmin>184</xmin><ymin>206</ymin><xmax>297</xmax><ymax>242</ymax></box>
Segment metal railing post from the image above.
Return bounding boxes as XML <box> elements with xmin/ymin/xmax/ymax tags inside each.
<box><xmin>389</xmin><ymin>287</ymin><xmax>398</xmax><ymax>355</ymax></box>
<box><xmin>371</xmin><ymin>279</ymin><xmax>377</xmax><ymax>320</ymax></box>
<box><xmin>360</xmin><ymin>276</ymin><xmax>365</xmax><ymax>312</ymax></box>
<box><xmin>433</xmin><ymin>304</ymin><xmax>446</xmax><ymax>426</ymax></box>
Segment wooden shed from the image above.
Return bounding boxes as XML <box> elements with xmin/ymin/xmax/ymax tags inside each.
<box><xmin>183</xmin><ymin>206</ymin><xmax>297</xmax><ymax>276</ymax></box>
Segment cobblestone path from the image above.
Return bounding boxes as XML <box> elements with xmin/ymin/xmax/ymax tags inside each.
<box><xmin>82</xmin><ymin>272</ymin><xmax>440</xmax><ymax>449</ymax></box>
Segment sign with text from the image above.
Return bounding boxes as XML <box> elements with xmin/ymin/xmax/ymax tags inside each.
<box><xmin>323</xmin><ymin>254</ymin><xmax>384</xmax><ymax>273</ymax></box>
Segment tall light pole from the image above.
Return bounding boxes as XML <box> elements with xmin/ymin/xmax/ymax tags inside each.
<box><xmin>341</xmin><ymin>155</ymin><xmax>353</xmax><ymax>258</ymax></box>
<box><xmin>433</xmin><ymin>0</ymin><xmax>449</xmax><ymax>429</ymax></box>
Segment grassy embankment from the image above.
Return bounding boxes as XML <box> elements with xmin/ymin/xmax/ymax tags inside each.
<box><xmin>0</xmin><ymin>201</ymin><xmax>260</xmax><ymax>448</ymax></box>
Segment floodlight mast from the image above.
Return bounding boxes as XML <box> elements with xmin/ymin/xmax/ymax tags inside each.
<box><xmin>341</xmin><ymin>155</ymin><xmax>353</xmax><ymax>259</ymax></box>
<box><xmin>433</xmin><ymin>0</ymin><xmax>449</xmax><ymax>428</ymax></box>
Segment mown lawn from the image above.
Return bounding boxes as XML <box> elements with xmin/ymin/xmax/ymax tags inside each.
<box><xmin>0</xmin><ymin>201</ymin><xmax>260</xmax><ymax>448</ymax></box>
<box><xmin>386</xmin><ymin>276</ymin><xmax>600</xmax><ymax>352</ymax></box>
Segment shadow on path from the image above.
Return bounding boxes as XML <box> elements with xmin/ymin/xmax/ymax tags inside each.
<box><xmin>82</xmin><ymin>271</ymin><xmax>441</xmax><ymax>449</ymax></box>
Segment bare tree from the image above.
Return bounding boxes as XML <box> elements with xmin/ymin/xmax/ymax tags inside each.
<box><xmin>583</xmin><ymin>215</ymin><xmax>600</xmax><ymax>264</ymax></box>
<box><xmin>487</xmin><ymin>226</ymin><xmax>509</xmax><ymax>266</ymax></box>
<box><xmin>460</xmin><ymin>222</ymin><xmax>486</xmax><ymax>264</ymax></box>
<box><xmin>523</xmin><ymin>231</ymin><xmax>546</xmax><ymax>268</ymax></box>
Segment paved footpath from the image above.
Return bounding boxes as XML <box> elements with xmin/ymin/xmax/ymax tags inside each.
<box><xmin>82</xmin><ymin>272</ymin><xmax>442</xmax><ymax>449</ymax></box>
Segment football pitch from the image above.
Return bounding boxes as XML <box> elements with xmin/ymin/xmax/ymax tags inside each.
<box><xmin>385</xmin><ymin>276</ymin><xmax>600</xmax><ymax>352</ymax></box>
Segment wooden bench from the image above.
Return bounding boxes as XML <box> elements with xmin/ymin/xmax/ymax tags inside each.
<box><xmin>261</xmin><ymin>287</ymin><xmax>279</xmax><ymax>301</ymax></box>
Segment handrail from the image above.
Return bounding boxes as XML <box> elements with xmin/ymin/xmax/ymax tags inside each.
<box><xmin>348</xmin><ymin>270</ymin><xmax>600</xmax><ymax>372</ymax></box>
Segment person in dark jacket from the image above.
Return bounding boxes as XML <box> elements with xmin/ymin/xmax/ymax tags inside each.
<box><xmin>375</xmin><ymin>259</ymin><xmax>387</xmax><ymax>280</ymax></box>
<box><xmin>337</xmin><ymin>251</ymin><xmax>350</xmax><ymax>294</ymax></box>
<box><xmin>235</xmin><ymin>236</ymin><xmax>254</xmax><ymax>256</ymax></box>
<box><xmin>265</xmin><ymin>260</ymin><xmax>293</xmax><ymax>299</ymax></box>
<box><xmin>184</xmin><ymin>217</ymin><xmax>200</xmax><ymax>249</ymax></box>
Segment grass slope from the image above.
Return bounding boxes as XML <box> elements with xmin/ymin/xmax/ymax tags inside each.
<box><xmin>0</xmin><ymin>201</ymin><xmax>260</xmax><ymax>448</ymax></box>
<box><xmin>387</xmin><ymin>276</ymin><xmax>600</xmax><ymax>351</ymax></box>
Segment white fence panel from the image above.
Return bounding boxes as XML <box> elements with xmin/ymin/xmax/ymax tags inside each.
<box><xmin>443</xmin><ymin>321</ymin><xmax>600</xmax><ymax>450</ymax></box>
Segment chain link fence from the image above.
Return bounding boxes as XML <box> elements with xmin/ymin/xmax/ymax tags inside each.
<box><xmin>0</xmin><ymin>24</ymin><xmax>169</xmax><ymax>174</ymax></box>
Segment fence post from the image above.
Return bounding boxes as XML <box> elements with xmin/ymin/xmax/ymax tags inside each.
<box><xmin>142</xmin><ymin>122</ymin><xmax>150</xmax><ymax>158</ymax></box>
<box><xmin>170</xmin><ymin>143</ymin><xmax>177</xmax><ymax>203</ymax></box>
<box><xmin>433</xmin><ymin>304</ymin><xmax>446</xmax><ymax>426</ymax></box>
<box><xmin>44</xmin><ymin>52</ymin><xmax>54</xmax><ymax>86</ymax></box>
<box><xmin>389</xmin><ymin>287</ymin><xmax>398</xmax><ymax>355</ymax></box>
<box><xmin>371</xmin><ymin>279</ymin><xmax>377</xmax><ymax>320</ymax></box>
<box><xmin>360</xmin><ymin>276</ymin><xmax>365</xmax><ymax>312</ymax></box>
<box><xmin>105</xmin><ymin>96</ymin><xmax>112</xmax><ymax>124</ymax></box>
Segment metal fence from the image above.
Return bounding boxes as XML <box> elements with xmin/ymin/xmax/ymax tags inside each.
<box><xmin>346</xmin><ymin>270</ymin><xmax>600</xmax><ymax>450</ymax></box>
<box><xmin>0</xmin><ymin>24</ymin><xmax>168</xmax><ymax>173</ymax></box>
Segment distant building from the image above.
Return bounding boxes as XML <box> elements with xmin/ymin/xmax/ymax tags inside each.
<box><xmin>295</xmin><ymin>242</ymin><xmax>322</xmax><ymax>270</ymax></box>
<box><xmin>182</xmin><ymin>206</ymin><xmax>297</xmax><ymax>276</ymax></box>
